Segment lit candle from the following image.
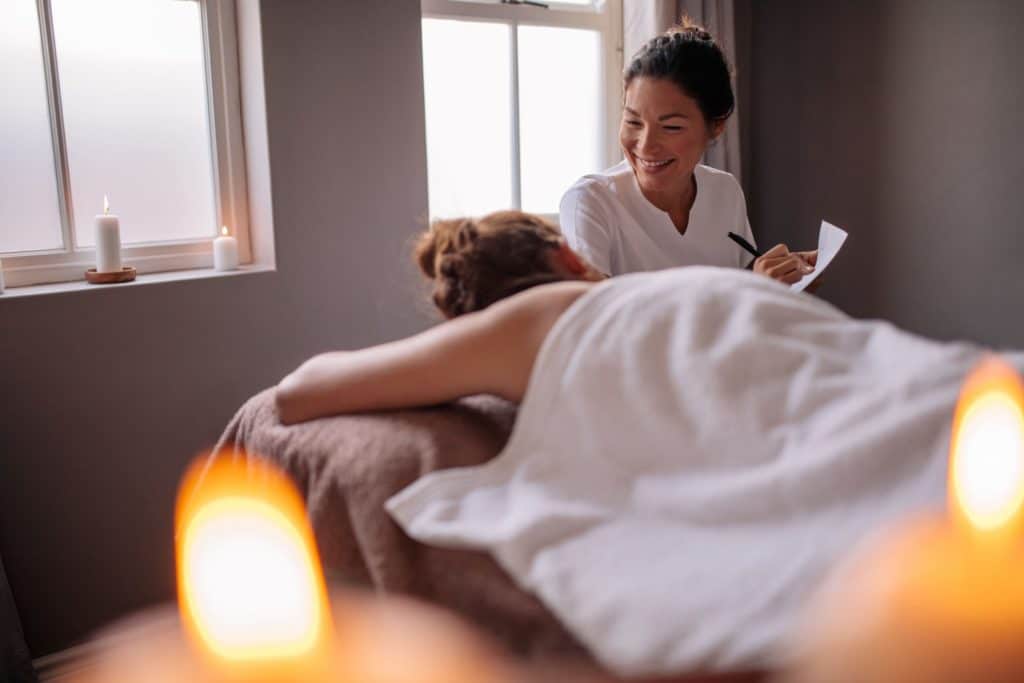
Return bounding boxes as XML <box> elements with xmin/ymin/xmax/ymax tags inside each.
<box><xmin>95</xmin><ymin>195</ymin><xmax>122</xmax><ymax>273</ymax></box>
<box><xmin>63</xmin><ymin>456</ymin><xmax>513</xmax><ymax>683</ymax></box>
<box><xmin>213</xmin><ymin>225</ymin><xmax>239</xmax><ymax>271</ymax></box>
<box><xmin>785</xmin><ymin>356</ymin><xmax>1024</xmax><ymax>683</ymax></box>
<box><xmin>176</xmin><ymin>457</ymin><xmax>333</xmax><ymax>680</ymax></box>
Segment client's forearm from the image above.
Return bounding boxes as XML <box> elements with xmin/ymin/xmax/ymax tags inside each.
<box><xmin>274</xmin><ymin>309</ymin><xmax>515</xmax><ymax>424</ymax></box>
<box><xmin>274</xmin><ymin>281</ymin><xmax>586</xmax><ymax>425</ymax></box>
<box><xmin>276</xmin><ymin>351</ymin><xmax>384</xmax><ymax>424</ymax></box>
<box><xmin>275</xmin><ymin>344</ymin><xmax>457</xmax><ymax>423</ymax></box>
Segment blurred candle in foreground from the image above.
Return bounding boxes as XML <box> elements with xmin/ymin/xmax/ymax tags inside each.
<box><xmin>176</xmin><ymin>456</ymin><xmax>332</xmax><ymax>680</ymax></box>
<box><xmin>95</xmin><ymin>195</ymin><xmax>122</xmax><ymax>273</ymax></box>
<box><xmin>784</xmin><ymin>355</ymin><xmax>1024</xmax><ymax>683</ymax></box>
<box><xmin>63</xmin><ymin>455</ymin><xmax>515</xmax><ymax>683</ymax></box>
<box><xmin>213</xmin><ymin>225</ymin><xmax>239</xmax><ymax>271</ymax></box>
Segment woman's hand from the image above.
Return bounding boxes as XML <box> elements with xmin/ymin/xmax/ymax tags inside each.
<box><xmin>752</xmin><ymin>244</ymin><xmax>817</xmax><ymax>285</ymax></box>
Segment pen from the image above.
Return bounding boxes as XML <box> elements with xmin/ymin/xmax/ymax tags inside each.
<box><xmin>727</xmin><ymin>231</ymin><xmax>762</xmax><ymax>259</ymax></box>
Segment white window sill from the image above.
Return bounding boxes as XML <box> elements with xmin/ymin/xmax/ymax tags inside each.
<box><xmin>0</xmin><ymin>264</ymin><xmax>275</xmax><ymax>300</ymax></box>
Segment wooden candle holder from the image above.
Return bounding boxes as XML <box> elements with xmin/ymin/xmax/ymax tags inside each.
<box><xmin>85</xmin><ymin>266</ymin><xmax>137</xmax><ymax>284</ymax></box>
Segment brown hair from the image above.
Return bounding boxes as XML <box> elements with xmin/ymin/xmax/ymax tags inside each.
<box><xmin>414</xmin><ymin>210</ymin><xmax>565</xmax><ymax>318</ymax></box>
<box><xmin>624</xmin><ymin>18</ymin><xmax>734</xmax><ymax>126</ymax></box>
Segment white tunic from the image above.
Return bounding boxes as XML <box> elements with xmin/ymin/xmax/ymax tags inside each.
<box><xmin>559</xmin><ymin>160</ymin><xmax>756</xmax><ymax>275</ymax></box>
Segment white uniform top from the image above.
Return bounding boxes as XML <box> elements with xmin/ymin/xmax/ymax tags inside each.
<box><xmin>558</xmin><ymin>160</ymin><xmax>756</xmax><ymax>276</ymax></box>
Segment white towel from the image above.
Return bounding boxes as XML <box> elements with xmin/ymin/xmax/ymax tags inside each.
<box><xmin>387</xmin><ymin>267</ymin><xmax>1019</xmax><ymax>676</ymax></box>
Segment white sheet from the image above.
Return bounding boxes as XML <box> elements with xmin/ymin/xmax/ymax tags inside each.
<box><xmin>387</xmin><ymin>267</ymin><xmax>1020</xmax><ymax>677</ymax></box>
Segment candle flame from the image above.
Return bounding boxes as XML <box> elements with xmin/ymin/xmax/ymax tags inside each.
<box><xmin>175</xmin><ymin>456</ymin><xmax>331</xmax><ymax>666</ymax></box>
<box><xmin>103</xmin><ymin>195</ymin><xmax>110</xmax><ymax>215</ymax></box>
<box><xmin>221</xmin><ymin>226</ymin><xmax>228</xmax><ymax>237</ymax></box>
<box><xmin>949</xmin><ymin>356</ymin><xmax>1024</xmax><ymax>536</ymax></box>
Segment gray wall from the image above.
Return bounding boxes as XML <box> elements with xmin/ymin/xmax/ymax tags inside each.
<box><xmin>0</xmin><ymin>0</ymin><xmax>431</xmax><ymax>658</ymax></box>
<box><xmin>746</xmin><ymin>0</ymin><xmax>1024</xmax><ymax>346</ymax></box>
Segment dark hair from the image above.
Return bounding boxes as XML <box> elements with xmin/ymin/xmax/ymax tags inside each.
<box><xmin>623</xmin><ymin>18</ymin><xmax>734</xmax><ymax>126</ymax></box>
<box><xmin>414</xmin><ymin>211</ymin><xmax>565</xmax><ymax>318</ymax></box>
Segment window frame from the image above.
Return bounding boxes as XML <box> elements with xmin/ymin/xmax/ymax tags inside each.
<box><xmin>2</xmin><ymin>0</ymin><xmax>251</xmax><ymax>289</ymax></box>
<box><xmin>420</xmin><ymin>0</ymin><xmax>623</xmax><ymax>219</ymax></box>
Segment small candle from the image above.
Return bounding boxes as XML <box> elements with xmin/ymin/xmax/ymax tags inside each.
<box><xmin>95</xmin><ymin>195</ymin><xmax>122</xmax><ymax>273</ymax></box>
<box><xmin>213</xmin><ymin>226</ymin><xmax>239</xmax><ymax>272</ymax></box>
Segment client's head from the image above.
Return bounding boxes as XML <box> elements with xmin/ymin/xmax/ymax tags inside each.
<box><xmin>414</xmin><ymin>210</ymin><xmax>601</xmax><ymax>318</ymax></box>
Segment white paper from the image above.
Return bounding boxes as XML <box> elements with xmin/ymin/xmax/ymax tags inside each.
<box><xmin>792</xmin><ymin>220</ymin><xmax>847</xmax><ymax>292</ymax></box>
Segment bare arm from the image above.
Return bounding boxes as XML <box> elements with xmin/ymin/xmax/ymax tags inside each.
<box><xmin>275</xmin><ymin>281</ymin><xmax>592</xmax><ymax>424</ymax></box>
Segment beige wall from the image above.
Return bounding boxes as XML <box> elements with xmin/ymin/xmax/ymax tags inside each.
<box><xmin>0</xmin><ymin>0</ymin><xmax>431</xmax><ymax>657</ymax></box>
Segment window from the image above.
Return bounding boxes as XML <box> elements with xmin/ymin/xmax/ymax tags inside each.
<box><xmin>0</xmin><ymin>0</ymin><xmax>249</xmax><ymax>288</ymax></box>
<box><xmin>420</xmin><ymin>0</ymin><xmax>622</xmax><ymax>220</ymax></box>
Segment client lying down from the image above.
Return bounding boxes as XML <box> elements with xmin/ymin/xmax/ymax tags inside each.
<box><xmin>276</xmin><ymin>211</ymin><xmax>1024</xmax><ymax>677</ymax></box>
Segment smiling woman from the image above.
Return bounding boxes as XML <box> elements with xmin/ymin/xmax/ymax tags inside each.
<box><xmin>559</xmin><ymin>19</ymin><xmax>815</xmax><ymax>284</ymax></box>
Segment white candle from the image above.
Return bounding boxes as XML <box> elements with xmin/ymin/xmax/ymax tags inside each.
<box><xmin>95</xmin><ymin>195</ymin><xmax>122</xmax><ymax>273</ymax></box>
<box><xmin>213</xmin><ymin>226</ymin><xmax>239</xmax><ymax>271</ymax></box>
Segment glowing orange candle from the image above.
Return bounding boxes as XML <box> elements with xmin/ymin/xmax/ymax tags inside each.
<box><xmin>785</xmin><ymin>356</ymin><xmax>1024</xmax><ymax>683</ymax></box>
<box><xmin>66</xmin><ymin>455</ymin><xmax>514</xmax><ymax>683</ymax></box>
<box><xmin>175</xmin><ymin>456</ymin><xmax>333</xmax><ymax>680</ymax></box>
<box><xmin>948</xmin><ymin>358</ymin><xmax>1024</xmax><ymax>544</ymax></box>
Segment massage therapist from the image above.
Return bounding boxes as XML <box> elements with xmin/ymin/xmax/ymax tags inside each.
<box><xmin>559</xmin><ymin>21</ymin><xmax>814</xmax><ymax>284</ymax></box>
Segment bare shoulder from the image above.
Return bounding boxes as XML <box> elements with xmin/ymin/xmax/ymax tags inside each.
<box><xmin>472</xmin><ymin>281</ymin><xmax>596</xmax><ymax>401</ymax></box>
<box><xmin>482</xmin><ymin>280</ymin><xmax>594</xmax><ymax>337</ymax></box>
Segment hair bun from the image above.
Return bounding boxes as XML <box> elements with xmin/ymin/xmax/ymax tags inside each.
<box><xmin>433</xmin><ymin>252</ymin><xmax>474</xmax><ymax>318</ymax></box>
<box><xmin>438</xmin><ymin>252</ymin><xmax>463</xmax><ymax>278</ymax></box>
<box><xmin>625</xmin><ymin>16</ymin><xmax>733</xmax><ymax>124</ymax></box>
<box><xmin>453</xmin><ymin>219</ymin><xmax>478</xmax><ymax>250</ymax></box>
<box><xmin>671</xmin><ymin>17</ymin><xmax>712</xmax><ymax>42</ymax></box>
<box><xmin>413</xmin><ymin>218</ymin><xmax>481</xmax><ymax>318</ymax></box>
<box><xmin>413</xmin><ymin>218</ymin><xmax>478</xmax><ymax>279</ymax></box>
<box><xmin>413</xmin><ymin>211</ymin><xmax>564</xmax><ymax>319</ymax></box>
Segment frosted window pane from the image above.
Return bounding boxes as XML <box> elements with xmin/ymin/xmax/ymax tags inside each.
<box><xmin>0</xmin><ymin>0</ymin><xmax>64</xmax><ymax>253</ymax></box>
<box><xmin>422</xmin><ymin>19</ymin><xmax>512</xmax><ymax>219</ymax></box>
<box><xmin>518</xmin><ymin>26</ymin><xmax>602</xmax><ymax>214</ymax></box>
<box><xmin>51</xmin><ymin>0</ymin><xmax>217</xmax><ymax>247</ymax></box>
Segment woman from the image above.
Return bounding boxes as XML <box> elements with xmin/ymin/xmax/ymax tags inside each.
<box><xmin>276</xmin><ymin>211</ymin><xmax>601</xmax><ymax>424</ymax></box>
<box><xmin>559</xmin><ymin>21</ymin><xmax>815</xmax><ymax>283</ymax></box>
<box><xmin>275</xmin><ymin>210</ymin><xmax>997</xmax><ymax>425</ymax></box>
<box><xmin>275</xmin><ymin>211</ymin><xmax>1020</xmax><ymax>677</ymax></box>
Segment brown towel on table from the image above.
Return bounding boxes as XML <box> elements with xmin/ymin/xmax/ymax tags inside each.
<box><xmin>210</xmin><ymin>388</ymin><xmax>587</xmax><ymax>661</ymax></box>
<box><xmin>209</xmin><ymin>389</ymin><xmax>768</xmax><ymax>683</ymax></box>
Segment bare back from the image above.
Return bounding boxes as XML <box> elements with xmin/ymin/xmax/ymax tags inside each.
<box><xmin>490</xmin><ymin>280</ymin><xmax>595</xmax><ymax>401</ymax></box>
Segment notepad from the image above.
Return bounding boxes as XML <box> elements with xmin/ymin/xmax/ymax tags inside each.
<box><xmin>792</xmin><ymin>220</ymin><xmax>847</xmax><ymax>292</ymax></box>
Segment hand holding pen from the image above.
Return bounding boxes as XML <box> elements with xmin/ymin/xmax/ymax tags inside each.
<box><xmin>728</xmin><ymin>232</ymin><xmax>818</xmax><ymax>286</ymax></box>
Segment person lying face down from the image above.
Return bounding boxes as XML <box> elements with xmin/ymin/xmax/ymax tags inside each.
<box><xmin>276</xmin><ymin>211</ymin><xmax>606</xmax><ymax>424</ymax></box>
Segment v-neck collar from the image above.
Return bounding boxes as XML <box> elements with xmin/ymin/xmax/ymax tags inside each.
<box><xmin>630</xmin><ymin>166</ymin><xmax>704</xmax><ymax>242</ymax></box>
